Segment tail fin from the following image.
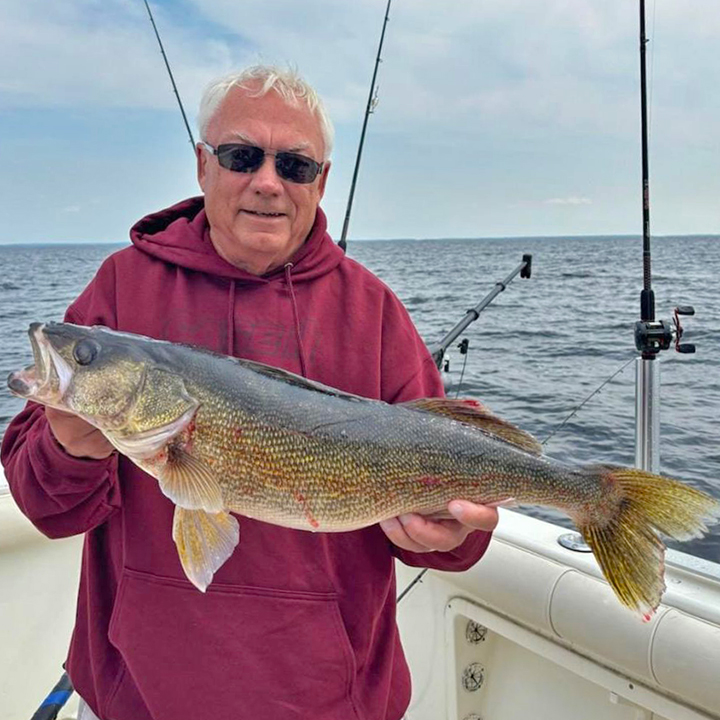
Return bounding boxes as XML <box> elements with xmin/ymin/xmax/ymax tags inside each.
<box><xmin>576</xmin><ymin>467</ymin><xmax>720</xmax><ymax>619</ymax></box>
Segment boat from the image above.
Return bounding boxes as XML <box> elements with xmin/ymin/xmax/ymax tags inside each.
<box><xmin>2</xmin><ymin>2</ymin><xmax>719</xmax><ymax>719</ymax></box>
<box><xmin>2</xmin><ymin>263</ymin><xmax>719</xmax><ymax>720</ymax></box>
<box><xmin>3</xmin><ymin>459</ymin><xmax>720</xmax><ymax>720</ymax></box>
<box><xmin>395</xmin><ymin>506</ymin><xmax>720</xmax><ymax>720</ymax></box>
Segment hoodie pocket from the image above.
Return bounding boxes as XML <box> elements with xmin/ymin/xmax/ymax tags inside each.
<box><xmin>107</xmin><ymin>568</ymin><xmax>362</xmax><ymax>720</ymax></box>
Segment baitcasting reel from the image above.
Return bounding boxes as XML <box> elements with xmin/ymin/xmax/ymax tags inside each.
<box><xmin>634</xmin><ymin>305</ymin><xmax>696</xmax><ymax>357</ymax></box>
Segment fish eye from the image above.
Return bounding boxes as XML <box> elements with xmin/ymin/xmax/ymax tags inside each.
<box><xmin>73</xmin><ymin>339</ymin><xmax>100</xmax><ymax>366</ymax></box>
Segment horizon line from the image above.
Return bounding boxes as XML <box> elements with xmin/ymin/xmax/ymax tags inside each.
<box><xmin>1</xmin><ymin>232</ymin><xmax>719</xmax><ymax>248</ymax></box>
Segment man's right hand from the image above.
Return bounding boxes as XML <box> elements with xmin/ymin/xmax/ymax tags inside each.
<box><xmin>45</xmin><ymin>407</ymin><xmax>114</xmax><ymax>459</ymax></box>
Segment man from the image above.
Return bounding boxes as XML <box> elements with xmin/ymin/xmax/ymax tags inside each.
<box><xmin>2</xmin><ymin>66</ymin><xmax>497</xmax><ymax>720</ymax></box>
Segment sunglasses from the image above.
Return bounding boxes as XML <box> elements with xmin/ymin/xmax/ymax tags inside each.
<box><xmin>201</xmin><ymin>142</ymin><xmax>324</xmax><ymax>184</ymax></box>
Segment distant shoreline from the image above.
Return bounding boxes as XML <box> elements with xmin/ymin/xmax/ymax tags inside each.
<box><xmin>0</xmin><ymin>242</ymin><xmax>129</xmax><ymax>248</ymax></box>
<box><xmin>1</xmin><ymin>234</ymin><xmax>718</xmax><ymax>248</ymax></box>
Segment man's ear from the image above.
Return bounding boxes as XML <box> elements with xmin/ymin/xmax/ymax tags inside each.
<box><xmin>317</xmin><ymin>160</ymin><xmax>331</xmax><ymax>200</ymax></box>
<box><xmin>196</xmin><ymin>144</ymin><xmax>208</xmax><ymax>191</ymax></box>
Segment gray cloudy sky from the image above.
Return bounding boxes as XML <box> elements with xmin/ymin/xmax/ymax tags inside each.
<box><xmin>0</xmin><ymin>0</ymin><xmax>718</xmax><ymax>243</ymax></box>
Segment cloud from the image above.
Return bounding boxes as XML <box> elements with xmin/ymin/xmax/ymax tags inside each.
<box><xmin>1</xmin><ymin>0</ymin><xmax>718</xmax><ymax>239</ymax></box>
<box><xmin>61</xmin><ymin>205</ymin><xmax>81</xmax><ymax>213</ymax></box>
<box><xmin>3</xmin><ymin>0</ymin><xmax>718</xmax><ymax>141</ymax></box>
<box><xmin>0</xmin><ymin>0</ymin><xmax>237</xmax><ymax>113</ymax></box>
<box><xmin>544</xmin><ymin>197</ymin><xmax>592</xmax><ymax>206</ymax></box>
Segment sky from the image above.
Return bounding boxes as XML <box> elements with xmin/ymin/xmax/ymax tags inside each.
<box><xmin>0</xmin><ymin>0</ymin><xmax>718</xmax><ymax>243</ymax></box>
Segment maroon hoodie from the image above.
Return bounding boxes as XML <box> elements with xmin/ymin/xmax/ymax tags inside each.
<box><xmin>2</xmin><ymin>197</ymin><xmax>491</xmax><ymax>720</ymax></box>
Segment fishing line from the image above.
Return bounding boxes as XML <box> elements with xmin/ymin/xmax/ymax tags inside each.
<box><xmin>540</xmin><ymin>356</ymin><xmax>635</xmax><ymax>447</ymax></box>
<box><xmin>398</xmin><ymin>355</ymin><xmax>635</xmax><ymax>603</ymax></box>
<box><xmin>399</xmin><ymin>333</ymin><xmax>465</xmax><ymax>606</ymax></box>
<box><xmin>454</xmin><ymin>345</ymin><xmax>470</xmax><ymax>400</ymax></box>
<box><xmin>391</xmin><ymin>4</ymin><xmax>660</xmax><ymax>609</ymax></box>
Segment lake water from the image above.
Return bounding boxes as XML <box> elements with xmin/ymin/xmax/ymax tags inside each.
<box><xmin>1</xmin><ymin>235</ymin><xmax>718</xmax><ymax>562</ymax></box>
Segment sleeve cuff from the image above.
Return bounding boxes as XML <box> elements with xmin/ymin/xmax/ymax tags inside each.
<box><xmin>394</xmin><ymin>530</ymin><xmax>492</xmax><ymax>572</ymax></box>
<box><xmin>31</xmin><ymin>420</ymin><xmax>116</xmax><ymax>486</ymax></box>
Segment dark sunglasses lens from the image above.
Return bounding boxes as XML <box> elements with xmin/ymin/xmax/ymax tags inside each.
<box><xmin>275</xmin><ymin>153</ymin><xmax>321</xmax><ymax>184</ymax></box>
<box><xmin>216</xmin><ymin>144</ymin><xmax>264</xmax><ymax>173</ymax></box>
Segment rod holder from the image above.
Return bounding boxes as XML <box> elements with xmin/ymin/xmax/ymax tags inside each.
<box><xmin>635</xmin><ymin>357</ymin><xmax>660</xmax><ymax>473</ymax></box>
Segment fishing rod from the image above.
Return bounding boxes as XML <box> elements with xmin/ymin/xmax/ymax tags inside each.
<box><xmin>401</xmin><ymin>2</ymin><xmax>703</xmax><ymax>599</ymax></box>
<box><xmin>25</xmin><ymin>8</ymin><xmax>195</xmax><ymax>715</ymax></box>
<box><xmin>28</xmin><ymin>672</ymin><xmax>73</xmax><ymax>720</ymax></box>
<box><xmin>632</xmin><ymin>0</ymin><xmax>695</xmax><ymax>473</ymax></box>
<box><xmin>427</xmin><ymin>254</ymin><xmax>532</xmax><ymax>371</ymax></box>
<box><xmin>397</xmin><ymin>254</ymin><xmax>532</xmax><ymax>603</ymax></box>
<box><xmin>339</xmin><ymin>0</ymin><xmax>393</xmax><ymax>252</ymax></box>
<box><xmin>552</xmin><ymin>1</ymin><xmax>699</xmax><ymax>556</ymax></box>
<box><xmin>142</xmin><ymin>0</ymin><xmax>196</xmax><ymax>151</ymax></box>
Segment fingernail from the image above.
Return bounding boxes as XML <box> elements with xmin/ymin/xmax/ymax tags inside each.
<box><xmin>448</xmin><ymin>501</ymin><xmax>465</xmax><ymax>518</ymax></box>
<box><xmin>398</xmin><ymin>514</ymin><xmax>414</xmax><ymax>527</ymax></box>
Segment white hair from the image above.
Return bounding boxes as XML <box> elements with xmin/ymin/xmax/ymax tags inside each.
<box><xmin>197</xmin><ymin>65</ymin><xmax>334</xmax><ymax>161</ymax></box>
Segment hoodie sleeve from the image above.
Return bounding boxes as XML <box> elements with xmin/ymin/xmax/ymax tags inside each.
<box><xmin>1</xmin><ymin>259</ymin><xmax>122</xmax><ymax>539</ymax></box>
<box><xmin>379</xmin><ymin>290</ymin><xmax>493</xmax><ymax>573</ymax></box>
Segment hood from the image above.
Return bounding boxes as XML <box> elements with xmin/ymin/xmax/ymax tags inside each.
<box><xmin>129</xmin><ymin>196</ymin><xmax>344</xmax><ymax>283</ymax></box>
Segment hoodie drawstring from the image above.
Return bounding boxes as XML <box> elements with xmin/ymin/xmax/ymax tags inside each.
<box><xmin>227</xmin><ymin>280</ymin><xmax>236</xmax><ymax>355</ymax></box>
<box><xmin>284</xmin><ymin>263</ymin><xmax>308</xmax><ymax>378</ymax></box>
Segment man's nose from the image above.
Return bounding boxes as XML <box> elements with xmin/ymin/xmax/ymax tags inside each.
<box><xmin>249</xmin><ymin>154</ymin><xmax>283</xmax><ymax>193</ymax></box>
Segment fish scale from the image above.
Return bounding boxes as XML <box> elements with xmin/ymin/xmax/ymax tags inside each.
<box><xmin>8</xmin><ymin>322</ymin><xmax>720</xmax><ymax>617</ymax></box>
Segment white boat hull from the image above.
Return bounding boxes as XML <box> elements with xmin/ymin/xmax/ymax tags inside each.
<box><xmin>397</xmin><ymin>510</ymin><xmax>720</xmax><ymax>720</ymax></box>
<box><xmin>0</xmin><ymin>491</ymin><xmax>81</xmax><ymax>720</ymax></box>
<box><xmin>2</xmin><ymin>476</ymin><xmax>719</xmax><ymax>720</ymax></box>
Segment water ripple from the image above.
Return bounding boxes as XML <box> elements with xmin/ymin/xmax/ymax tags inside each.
<box><xmin>2</xmin><ymin>237</ymin><xmax>719</xmax><ymax>561</ymax></box>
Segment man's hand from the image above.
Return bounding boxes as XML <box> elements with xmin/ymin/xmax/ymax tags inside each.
<box><xmin>379</xmin><ymin>500</ymin><xmax>499</xmax><ymax>553</ymax></box>
<box><xmin>45</xmin><ymin>407</ymin><xmax>114</xmax><ymax>460</ymax></box>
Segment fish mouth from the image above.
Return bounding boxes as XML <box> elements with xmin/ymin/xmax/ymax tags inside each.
<box><xmin>7</xmin><ymin>323</ymin><xmax>73</xmax><ymax>404</ymax></box>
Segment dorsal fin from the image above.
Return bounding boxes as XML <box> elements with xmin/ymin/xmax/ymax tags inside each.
<box><xmin>401</xmin><ymin>398</ymin><xmax>543</xmax><ymax>455</ymax></box>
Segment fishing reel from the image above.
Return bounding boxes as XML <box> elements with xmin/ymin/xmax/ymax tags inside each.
<box><xmin>634</xmin><ymin>305</ymin><xmax>696</xmax><ymax>357</ymax></box>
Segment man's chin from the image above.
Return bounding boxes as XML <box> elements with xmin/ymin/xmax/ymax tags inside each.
<box><xmin>213</xmin><ymin>228</ymin><xmax>296</xmax><ymax>275</ymax></box>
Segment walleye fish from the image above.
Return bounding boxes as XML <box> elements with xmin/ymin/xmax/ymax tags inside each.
<box><xmin>8</xmin><ymin>322</ymin><xmax>720</xmax><ymax>617</ymax></box>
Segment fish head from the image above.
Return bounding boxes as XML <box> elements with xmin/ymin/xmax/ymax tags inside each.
<box><xmin>8</xmin><ymin>322</ymin><xmax>151</xmax><ymax>431</ymax></box>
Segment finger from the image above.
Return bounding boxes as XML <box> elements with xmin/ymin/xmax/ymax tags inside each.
<box><xmin>45</xmin><ymin>408</ymin><xmax>114</xmax><ymax>459</ymax></box>
<box><xmin>46</xmin><ymin>408</ymin><xmax>92</xmax><ymax>436</ymax></box>
<box><xmin>45</xmin><ymin>407</ymin><xmax>77</xmax><ymax>419</ymax></box>
<box><xmin>379</xmin><ymin>517</ymin><xmax>433</xmax><ymax>553</ymax></box>
<box><xmin>447</xmin><ymin>501</ymin><xmax>500</xmax><ymax>532</ymax></box>
<box><xmin>420</xmin><ymin>509</ymin><xmax>455</xmax><ymax>520</ymax></box>
<box><xmin>398</xmin><ymin>513</ymin><xmax>472</xmax><ymax>552</ymax></box>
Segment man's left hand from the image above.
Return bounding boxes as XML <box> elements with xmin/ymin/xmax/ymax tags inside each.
<box><xmin>379</xmin><ymin>501</ymin><xmax>499</xmax><ymax>553</ymax></box>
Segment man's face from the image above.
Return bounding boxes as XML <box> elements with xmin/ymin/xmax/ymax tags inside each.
<box><xmin>197</xmin><ymin>86</ymin><xmax>330</xmax><ymax>275</ymax></box>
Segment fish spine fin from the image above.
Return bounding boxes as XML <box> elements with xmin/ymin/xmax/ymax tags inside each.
<box><xmin>172</xmin><ymin>508</ymin><xmax>240</xmax><ymax>592</ymax></box>
<box><xmin>402</xmin><ymin>397</ymin><xmax>542</xmax><ymax>455</ymax></box>
<box><xmin>575</xmin><ymin>466</ymin><xmax>720</xmax><ymax>618</ymax></box>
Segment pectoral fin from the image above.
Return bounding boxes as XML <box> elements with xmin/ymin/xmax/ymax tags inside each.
<box><xmin>403</xmin><ymin>397</ymin><xmax>543</xmax><ymax>455</ymax></box>
<box><xmin>108</xmin><ymin>405</ymin><xmax>198</xmax><ymax>458</ymax></box>
<box><xmin>157</xmin><ymin>447</ymin><xmax>224</xmax><ymax>513</ymax></box>
<box><xmin>172</xmin><ymin>507</ymin><xmax>240</xmax><ymax>592</ymax></box>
